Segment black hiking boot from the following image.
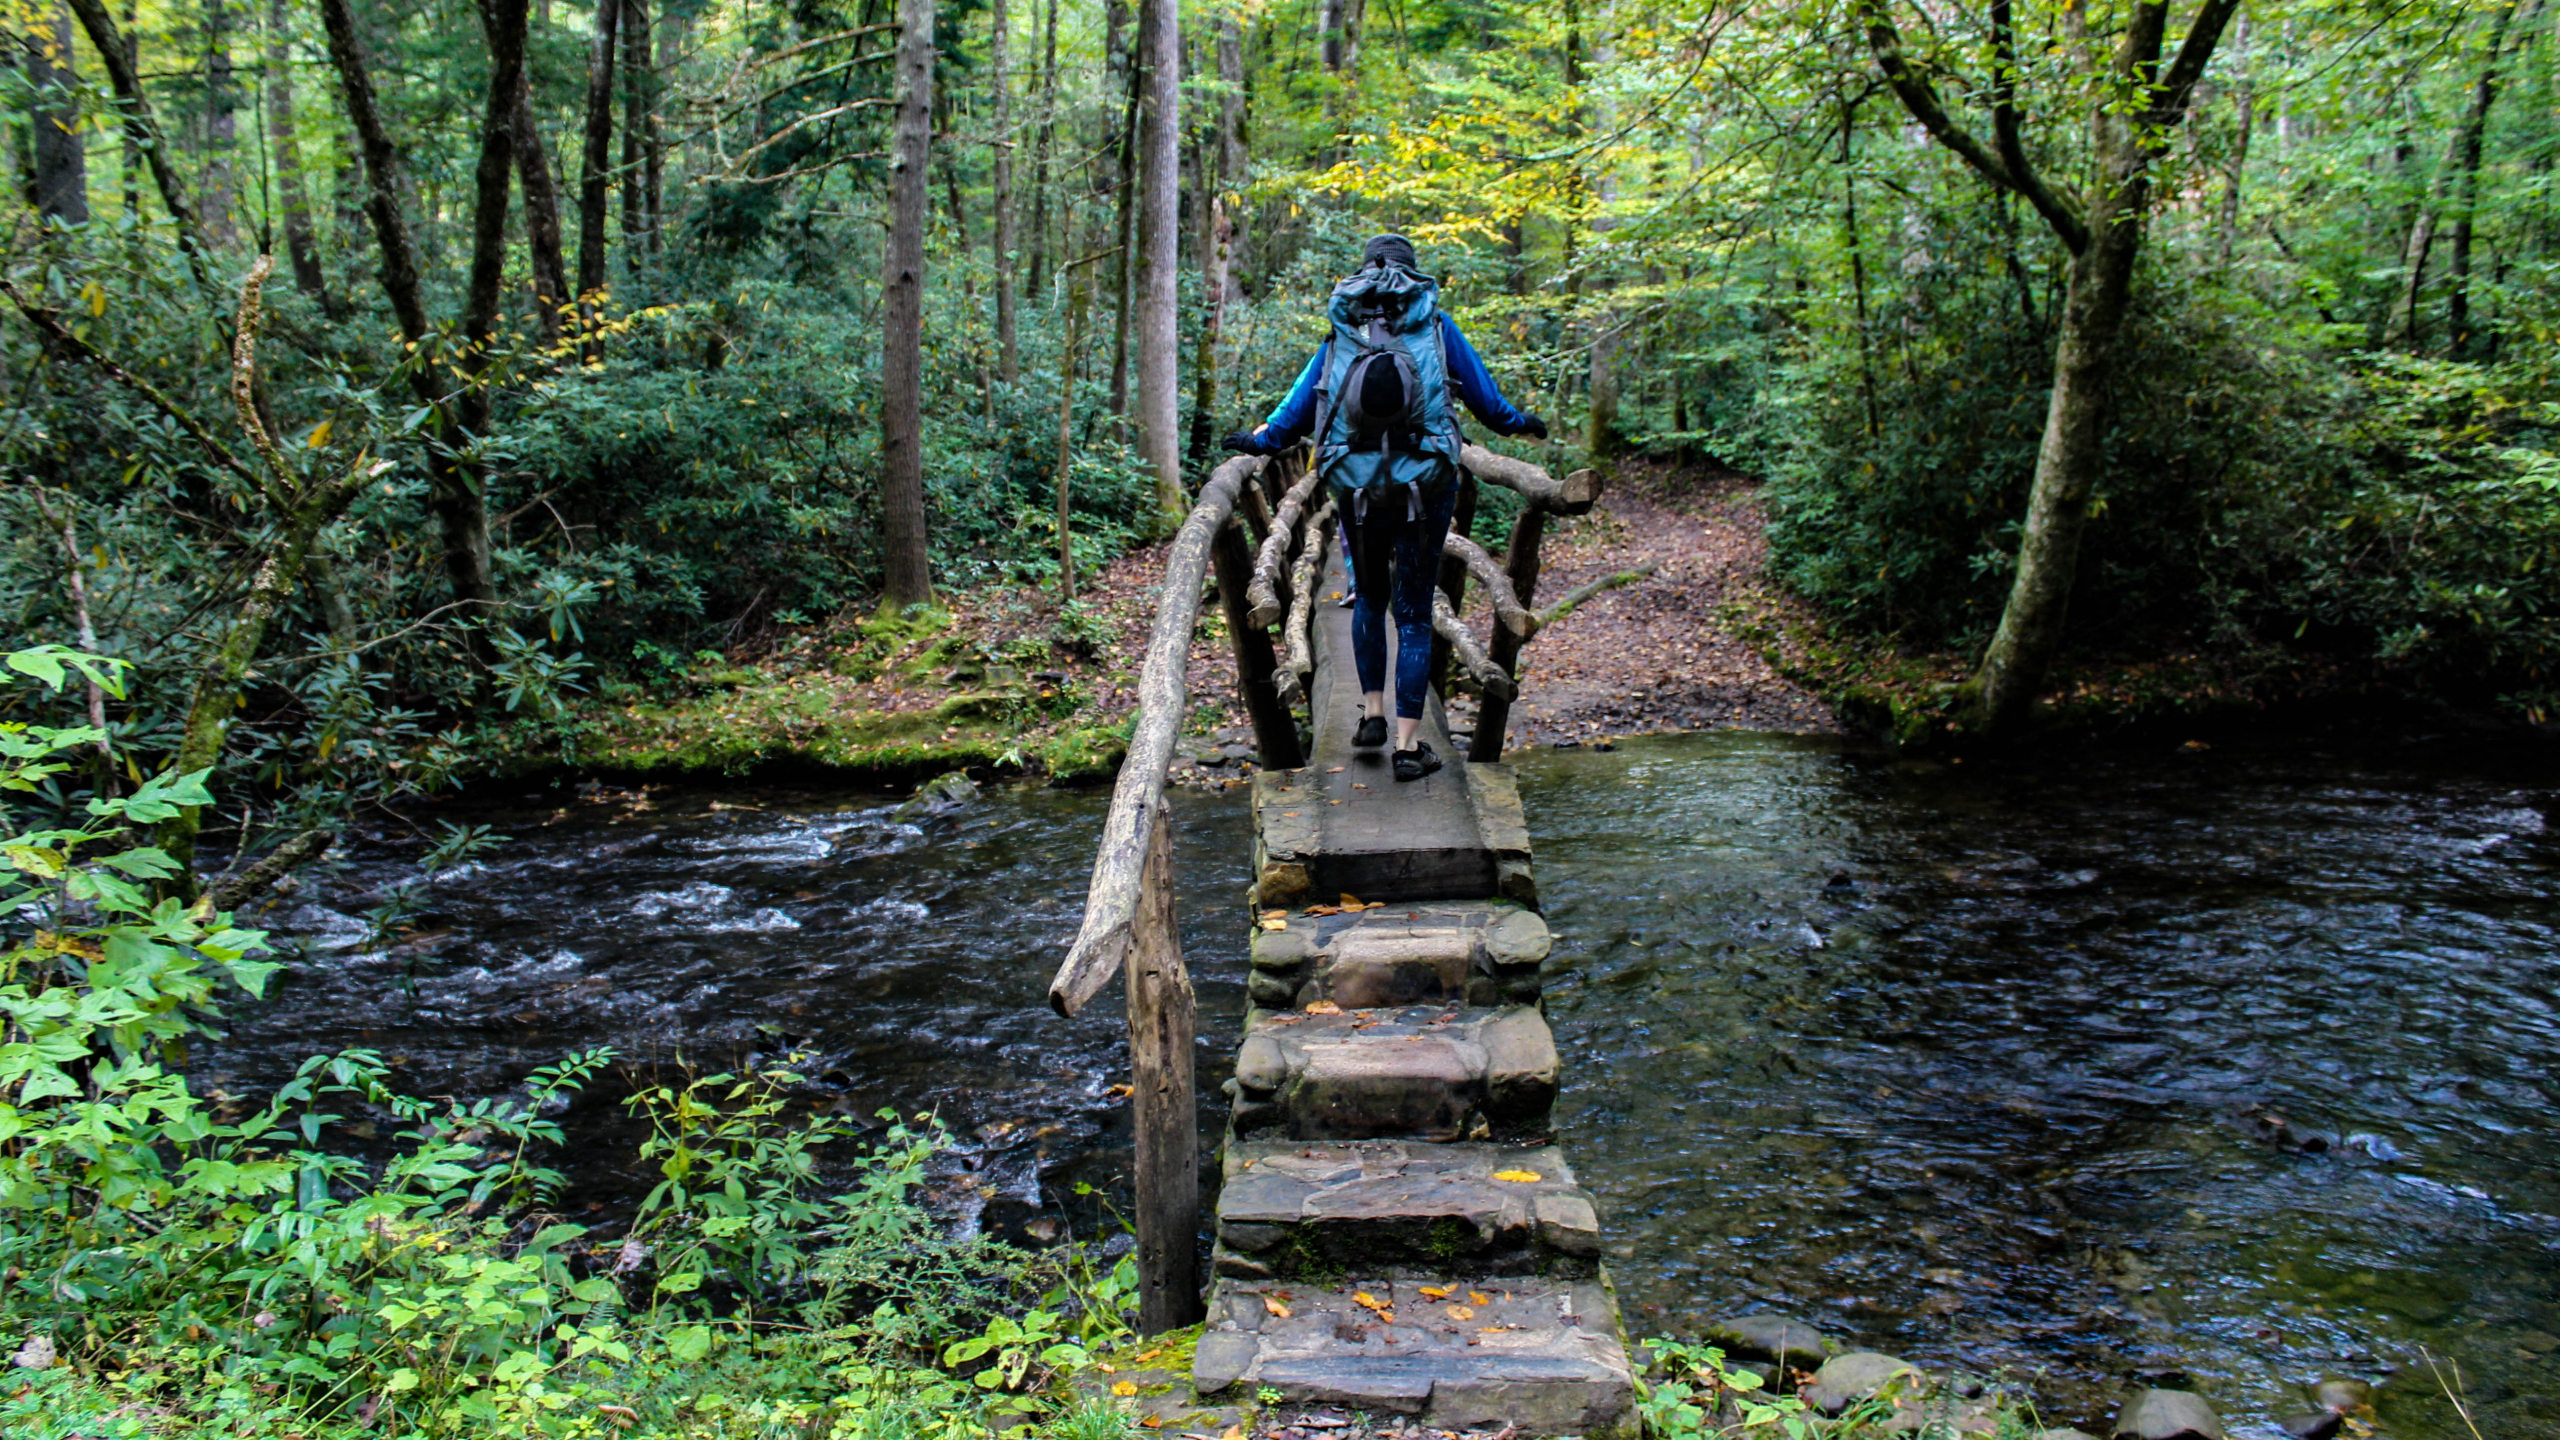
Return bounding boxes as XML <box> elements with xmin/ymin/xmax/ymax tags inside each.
<box><xmin>1354</xmin><ymin>716</ymin><xmax>1387</xmax><ymax>748</ymax></box>
<box><xmin>1392</xmin><ymin>742</ymin><xmax>1443</xmax><ymax>782</ymax></box>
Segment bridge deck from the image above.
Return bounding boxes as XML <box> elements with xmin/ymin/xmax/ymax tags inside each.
<box><xmin>1252</xmin><ymin>548</ymin><xmax>1535</xmax><ymax>910</ymax></box>
<box><xmin>1192</xmin><ymin>535</ymin><xmax>1635</xmax><ymax>1437</ymax></box>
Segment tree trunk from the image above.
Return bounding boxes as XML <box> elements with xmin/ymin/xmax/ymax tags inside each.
<box><xmin>203</xmin><ymin>0</ymin><xmax>238</xmax><ymax>244</ymax></box>
<box><xmin>1187</xmin><ymin>195</ymin><xmax>1230</xmax><ymax>465</ymax></box>
<box><xmin>1319</xmin><ymin>0</ymin><xmax>1344</xmax><ymax>70</ymax></box>
<box><xmin>576</xmin><ymin>0</ymin><xmax>619</xmax><ymax>341</ymax></box>
<box><xmin>1215</xmin><ymin>13</ymin><xmax>1244</xmax><ymax>287</ymax></box>
<box><xmin>27</xmin><ymin>5</ymin><xmax>86</xmax><ymax>224</ymax></box>
<box><xmin>1132</xmin><ymin>0</ymin><xmax>1183</xmax><ymax>523</ymax></box>
<box><xmin>877</xmin><ymin>0</ymin><xmax>936</xmax><ymax>612</ymax></box>
<box><xmin>514</xmin><ymin>74</ymin><xmax>570</xmax><ymax>345</ymax></box>
<box><xmin>319</xmin><ymin>0</ymin><xmax>501</xmax><ymax>630</ymax></box>
<box><xmin>2385</xmin><ymin>2</ymin><xmax>2516</xmax><ymax>351</ymax></box>
<box><xmin>620</xmin><ymin>0</ymin><xmax>651</xmax><ymax>267</ymax></box>
<box><xmin>1056</xmin><ymin>275</ymin><xmax>1086</xmax><ymax>597</ymax></box>
<box><xmin>1962</xmin><ymin>213</ymin><xmax>2142</xmax><ymax>732</ymax></box>
<box><xmin>265</xmin><ymin>0</ymin><xmax>325</xmax><ymax>300</ymax></box>
<box><xmin>1108</xmin><ymin>59</ymin><xmax>1139</xmax><ymax>432</ymax></box>
<box><xmin>990</xmin><ymin>0</ymin><xmax>1018</xmax><ymax>384</ymax></box>
<box><xmin>2213</xmin><ymin>13</ymin><xmax>2250</xmax><ymax>268</ymax></box>
<box><xmin>1026</xmin><ymin>0</ymin><xmax>1057</xmax><ymax>296</ymax></box>
<box><xmin>1861</xmin><ymin>0</ymin><xmax>2237</xmax><ymax>733</ymax></box>
<box><xmin>2446</xmin><ymin>11</ymin><xmax>2517</xmax><ymax>358</ymax></box>
<box><xmin>1583</xmin><ymin>324</ymin><xmax>1622</xmax><ymax>456</ymax></box>
<box><xmin>118</xmin><ymin>0</ymin><xmax>138</xmax><ymax>226</ymax></box>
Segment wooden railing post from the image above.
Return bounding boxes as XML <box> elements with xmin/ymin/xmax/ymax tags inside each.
<box><xmin>1429</xmin><ymin>470</ymin><xmax>1478</xmax><ymax>696</ymax></box>
<box><xmin>1214</xmin><ymin>515</ymin><xmax>1304</xmax><ymax>768</ymax></box>
<box><xmin>1127</xmin><ymin>800</ymin><xmax>1202</xmax><ymax>1332</ymax></box>
<box><xmin>1467</xmin><ymin>505</ymin><xmax>1546</xmax><ymax>763</ymax></box>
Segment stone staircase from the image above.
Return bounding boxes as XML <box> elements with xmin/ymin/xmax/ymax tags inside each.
<box><xmin>1185</xmin><ymin>548</ymin><xmax>1636</xmax><ymax>1437</ymax></box>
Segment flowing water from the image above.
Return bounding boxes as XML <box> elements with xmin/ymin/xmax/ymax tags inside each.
<box><xmin>206</xmin><ymin>730</ymin><xmax>2560</xmax><ymax>1437</ymax></box>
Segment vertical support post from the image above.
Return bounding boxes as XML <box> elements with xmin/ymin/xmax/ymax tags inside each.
<box><xmin>1428</xmin><ymin>470</ymin><xmax>1478</xmax><ymax>697</ymax></box>
<box><xmin>1240</xmin><ymin>479</ymin><xmax>1275</xmax><ymax>545</ymax></box>
<box><xmin>1467</xmin><ymin>505</ymin><xmax>1546</xmax><ymax>763</ymax></box>
<box><xmin>1127</xmin><ymin>801</ymin><xmax>1203</xmax><ymax>1332</ymax></box>
<box><xmin>1214</xmin><ymin>518</ymin><xmax>1305</xmax><ymax>769</ymax></box>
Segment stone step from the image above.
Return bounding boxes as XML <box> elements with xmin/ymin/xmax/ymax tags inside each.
<box><xmin>1247</xmin><ymin>900</ymin><xmax>1549</xmax><ymax>1011</ymax></box>
<box><xmin>1213</xmin><ymin>1139</ymin><xmax>1602</xmax><ymax>1281</ymax></box>
<box><xmin>1193</xmin><ymin>1273</ymin><xmax>1635</xmax><ymax>1438</ymax></box>
<box><xmin>1226</xmin><ymin>1004</ymin><xmax>1558</xmax><ymax>1143</ymax></box>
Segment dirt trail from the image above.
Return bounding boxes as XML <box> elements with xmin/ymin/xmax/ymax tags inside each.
<box><xmin>1148</xmin><ymin>462</ymin><xmax>1837</xmax><ymax>777</ymax></box>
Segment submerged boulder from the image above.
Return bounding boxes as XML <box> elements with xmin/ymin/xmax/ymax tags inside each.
<box><xmin>2112</xmin><ymin>1388</ymin><xmax>2224</xmax><ymax>1440</ymax></box>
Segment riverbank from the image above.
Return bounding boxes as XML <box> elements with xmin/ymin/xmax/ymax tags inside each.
<box><xmin>517</xmin><ymin>462</ymin><xmax>1849</xmax><ymax>792</ymax></box>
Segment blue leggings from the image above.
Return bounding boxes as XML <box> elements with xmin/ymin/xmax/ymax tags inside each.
<box><xmin>1337</xmin><ymin>479</ymin><xmax>1458</xmax><ymax>721</ymax></box>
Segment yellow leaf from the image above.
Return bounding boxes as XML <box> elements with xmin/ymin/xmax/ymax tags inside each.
<box><xmin>305</xmin><ymin>418</ymin><xmax>333</xmax><ymax>449</ymax></box>
<box><xmin>1418</xmin><ymin>1286</ymin><xmax>1450</xmax><ymax>1300</ymax></box>
<box><xmin>1304</xmin><ymin>1000</ymin><xmax>1342</xmax><ymax>1015</ymax></box>
<box><xmin>1447</xmin><ymin>1305</ymin><xmax>1475</xmax><ymax>1321</ymax></box>
<box><xmin>1139</xmin><ymin>1418</ymin><xmax>1163</xmax><ymax>1429</ymax></box>
<box><xmin>1492</xmin><ymin>1170</ymin><xmax>1542</xmax><ymax>1184</ymax></box>
<box><xmin>1262</xmin><ymin>1295</ymin><xmax>1291</xmax><ymax>1318</ymax></box>
<box><xmin>1111</xmin><ymin>1381</ymin><xmax>1139</xmax><ymax>1397</ymax></box>
<box><xmin>1353</xmin><ymin>1292</ymin><xmax>1385</xmax><ymax>1312</ymax></box>
<box><xmin>1469</xmin><ymin>1291</ymin><xmax>1491</xmax><ymax>1306</ymax></box>
<box><xmin>1338</xmin><ymin>893</ymin><xmax>1365</xmax><ymax>908</ymax></box>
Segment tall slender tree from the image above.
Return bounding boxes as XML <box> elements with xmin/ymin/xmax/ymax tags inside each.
<box><xmin>27</xmin><ymin>3</ymin><xmax>87</xmax><ymax>225</ymax></box>
<box><xmin>203</xmin><ymin>0</ymin><xmax>238</xmax><ymax>244</ymax></box>
<box><xmin>514</xmin><ymin>73</ymin><xmax>571</xmax><ymax>345</ymax></box>
<box><xmin>265</xmin><ymin>0</ymin><xmax>326</xmax><ymax>301</ymax></box>
<box><xmin>2384</xmin><ymin>2</ymin><xmax>2517</xmax><ymax>351</ymax></box>
<box><xmin>991</xmin><ymin>0</ymin><xmax>1019</xmax><ymax>384</ymax></box>
<box><xmin>576</xmin><ymin>0</ymin><xmax>620</xmax><ymax>345</ymax></box>
<box><xmin>877</xmin><ymin>0</ymin><xmax>937</xmax><ymax>611</ymax></box>
<box><xmin>1132</xmin><ymin>0</ymin><xmax>1182</xmax><ymax>520</ymax></box>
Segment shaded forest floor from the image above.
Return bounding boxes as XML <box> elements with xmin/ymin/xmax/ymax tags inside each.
<box><xmin>540</xmin><ymin>460</ymin><xmax>1842</xmax><ymax>789</ymax></box>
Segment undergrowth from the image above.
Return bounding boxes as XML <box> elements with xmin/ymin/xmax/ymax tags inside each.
<box><xmin>0</xmin><ymin>646</ymin><xmax>1148</xmax><ymax>1439</ymax></box>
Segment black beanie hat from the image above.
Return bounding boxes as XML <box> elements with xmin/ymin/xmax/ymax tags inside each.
<box><xmin>1362</xmin><ymin>233</ymin><xmax>1420</xmax><ymax>273</ymax></box>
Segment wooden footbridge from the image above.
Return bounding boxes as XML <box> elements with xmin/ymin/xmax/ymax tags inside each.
<box><xmin>1048</xmin><ymin>446</ymin><xmax>1636</xmax><ymax>1436</ymax></box>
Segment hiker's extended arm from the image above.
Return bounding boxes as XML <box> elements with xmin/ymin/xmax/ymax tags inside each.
<box><xmin>1441</xmin><ymin>316</ymin><xmax>1544</xmax><ymax>437</ymax></box>
<box><xmin>1225</xmin><ymin>346</ymin><xmax>1328</xmax><ymax>454</ymax></box>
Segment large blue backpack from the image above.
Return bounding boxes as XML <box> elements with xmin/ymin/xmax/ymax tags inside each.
<box><xmin>1316</xmin><ymin>264</ymin><xmax>1461</xmax><ymax>510</ymax></box>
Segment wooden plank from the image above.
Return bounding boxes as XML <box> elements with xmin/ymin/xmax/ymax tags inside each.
<box><xmin>1254</xmin><ymin>542</ymin><xmax>1505</xmax><ymax>906</ymax></box>
<box><xmin>1127</xmin><ymin>801</ymin><xmax>1202</xmax><ymax>1332</ymax></box>
<box><xmin>1466</xmin><ymin>506</ymin><xmax>1545</xmax><ymax>763</ymax></box>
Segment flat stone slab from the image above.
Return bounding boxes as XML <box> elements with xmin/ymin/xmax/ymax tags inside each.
<box><xmin>1229</xmin><ymin>1004</ymin><xmax>1557</xmax><ymax>1143</ymax></box>
<box><xmin>1253</xmin><ymin>545</ymin><xmax>1534</xmax><ymax>909</ymax></box>
<box><xmin>1195</xmin><ymin>1274</ymin><xmax>1635</xmax><ymax>1437</ymax></box>
<box><xmin>1214</xmin><ymin>1139</ymin><xmax>1600</xmax><ymax>1280</ymax></box>
<box><xmin>1247</xmin><ymin>901</ymin><xmax>1549</xmax><ymax>1011</ymax></box>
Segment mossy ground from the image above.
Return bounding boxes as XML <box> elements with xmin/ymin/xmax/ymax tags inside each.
<box><xmin>494</xmin><ymin>590</ymin><xmax>1172</xmax><ymax>787</ymax></box>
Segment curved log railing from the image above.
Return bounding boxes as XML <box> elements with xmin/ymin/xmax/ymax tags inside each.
<box><xmin>1045</xmin><ymin>436</ymin><xmax>1635</xmax><ymax>1334</ymax></box>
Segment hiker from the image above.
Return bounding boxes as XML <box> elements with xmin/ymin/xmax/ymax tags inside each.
<box><xmin>1222</xmin><ymin>234</ymin><xmax>1547</xmax><ymax>781</ymax></box>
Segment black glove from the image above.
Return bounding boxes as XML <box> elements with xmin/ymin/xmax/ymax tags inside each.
<box><xmin>1219</xmin><ymin>429</ymin><xmax>1262</xmax><ymax>455</ymax></box>
<box><xmin>1518</xmin><ymin>414</ymin><xmax>1549</xmax><ymax>440</ymax></box>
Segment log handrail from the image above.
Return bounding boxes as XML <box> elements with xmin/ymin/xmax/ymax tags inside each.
<box><xmin>1460</xmin><ymin>443</ymin><xmax>1602</xmax><ymax>515</ymax></box>
<box><xmin>1431</xmin><ymin>589</ymin><xmax>1518</xmax><ymax>702</ymax></box>
<box><xmin>1443</xmin><ymin>531</ymin><xmax>1539</xmax><ymax>639</ymax></box>
<box><xmin>1245</xmin><ymin>459</ymin><xmax>1324</xmax><ymax>628</ymax></box>
<box><xmin>1275</xmin><ymin>497</ymin><xmax>1335</xmax><ymax>708</ymax></box>
<box><xmin>1048</xmin><ymin>453</ymin><xmax>1258</xmax><ymax>1018</ymax></box>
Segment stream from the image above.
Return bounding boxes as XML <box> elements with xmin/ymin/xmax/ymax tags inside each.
<box><xmin>203</xmin><ymin>729</ymin><xmax>2560</xmax><ymax>1437</ymax></box>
